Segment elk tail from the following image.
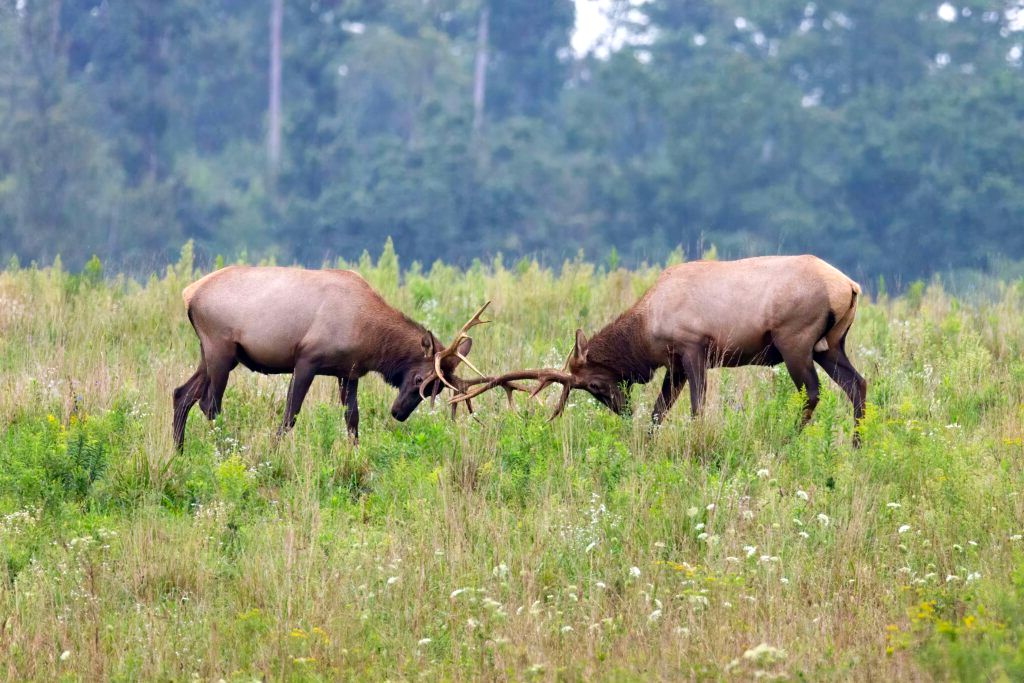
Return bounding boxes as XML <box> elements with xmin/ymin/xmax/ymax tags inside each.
<box><xmin>814</xmin><ymin>281</ymin><xmax>861</xmax><ymax>353</ymax></box>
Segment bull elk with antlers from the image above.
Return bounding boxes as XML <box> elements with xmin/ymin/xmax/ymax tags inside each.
<box><xmin>455</xmin><ymin>255</ymin><xmax>867</xmax><ymax>445</ymax></box>
<box><xmin>172</xmin><ymin>266</ymin><xmax>489</xmax><ymax>449</ymax></box>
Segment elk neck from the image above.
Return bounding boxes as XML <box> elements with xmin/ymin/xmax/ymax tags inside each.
<box><xmin>585</xmin><ymin>306</ymin><xmax>658</xmax><ymax>385</ymax></box>
<box><xmin>367</xmin><ymin>311</ymin><xmax>434</xmax><ymax>388</ymax></box>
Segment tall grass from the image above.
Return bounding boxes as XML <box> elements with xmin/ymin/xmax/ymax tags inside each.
<box><xmin>1</xmin><ymin>243</ymin><xmax>1023</xmax><ymax>680</ymax></box>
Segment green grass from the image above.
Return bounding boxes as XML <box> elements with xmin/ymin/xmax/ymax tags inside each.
<box><xmin>2</xmin><ymin>244</ymin><xmax>1024</xmax><ymax>680</ymax></box>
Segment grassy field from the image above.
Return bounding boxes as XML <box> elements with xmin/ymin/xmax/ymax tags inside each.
<box><xmin>2</xmin><ymin>243</ymin><xmax>1024</xmax><ymax>681</ymax></box>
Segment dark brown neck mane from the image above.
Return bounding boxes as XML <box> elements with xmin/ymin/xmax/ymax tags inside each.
<box><xmin>587</xmin><ymin>308</ymin><xmax>657</xmax><ymax>384</ymax></box>
<box><xmin>370</xmin><ymin>310</ymin><xmax>433</xmax><ymax>387</ymax></box>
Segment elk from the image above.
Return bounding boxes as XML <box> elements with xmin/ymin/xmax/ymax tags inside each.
<box><xmin>172</xmin><ymin>265</ymin><xmax>489</xmax><ymax>450</ymax></box>
<box><xmin>454</xmin><ymin>255</ymin><xmax>867</xmax><ymax>444</ymax></box>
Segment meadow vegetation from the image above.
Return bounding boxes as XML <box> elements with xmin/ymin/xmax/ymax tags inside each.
<box><xmin>1</xmin><ymin>242</ymin><xmax>1024</xmax><ymax>680</ymax></box>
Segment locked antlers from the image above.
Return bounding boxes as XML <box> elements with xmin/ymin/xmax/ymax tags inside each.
<box><xmin>449</xmin><ymin>368</ymin><xmax>576</xmax><ymax>420</ymax></box>
<box><xmin>421</xmin><ymin>302</ymin><xmax>571</xmax><ymax>418</ymax></box>
<box><xmin>419</xmin><ymin>302</ymin><xmax>531</xmax><ymax>413</ymax></box>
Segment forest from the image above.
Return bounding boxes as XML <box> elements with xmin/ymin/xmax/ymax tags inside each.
<box><xmin>2</xmin><ymin>0</ymin><xmax>1023</xmax><ymax>281</ymax></box>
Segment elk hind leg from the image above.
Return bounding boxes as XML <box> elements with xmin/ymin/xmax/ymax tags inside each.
<box><xmin>199</xmin><ymin>345</ymin><xmax>237</xmax><ymax>420</ymax></box>
<box><xmin>172</xmin><ymin>364</ymin><xmax>209</xmax><ymax>450</ymax></box>
<box><xmin>814</xmin><ymin>338</ymin><xmax>867</xmax><ymax>445</ymax></box>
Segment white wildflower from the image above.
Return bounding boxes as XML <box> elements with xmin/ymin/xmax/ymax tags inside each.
<box><xmin>60</xmin><ymin>650</ymin><xmax>71</xmax><ymax>662</ymax></box>
<box><xmin>816</xmin><ymin>513</ymin><xmax>830</xmax><ymax>526</ymax></box>
<box><xmin>387</xmin><ymin>576</ymin><xmax>399</xmax><ymax>586</ymax></box>
<box><xmin>648</xmin><ymin>609</ymin><xmax>662</xmax><ymax>622</ymax></box>
<box><xmin>629</xmin><ymin>566</ymin><xmax>641</xmax><ymax>578</ymax></box>
<box><xmin>744</xmin><ymin>545</ymin><xmax>757</xmax><ymax>558</ymax></box>
<box><xmin>560</xmin><ymin>625</ymin><xmax>574</xmax><ymax>633</ymax></box>
<box><xmin>798</xmin><ymin>531</ymin><xmax>809</xmax><ymax>539</ymax></box>
<box><xmin>966</xmin><ymin>571</ymin><xmax>981</xmax><ymax>582</ymax></box>
<box><xmin>742</xmin><ymin>642</ymin><xmax>786</xmax><ymax>664</ymax></box>
<box><xmin>417</xmin><ymin>638</ymin><xmax>432</xmax><ymax>646</ymax></box>
<box><xmin>946</xmin><ymin>575</ymin><xmax>960</xmax><ymax>583</ymax></box>
<box><xmin>686</xmin><ymin>507</ymin><xmax>699</xmax><ymax>518</ymax></box>
<box><xmin>887</xmin><ymin>502</ymin><xmax>902</xmax><ymax>509</ymax></box>
<box><xmin>756</xmin><ymin>468</ymin><xmax>770</xmax><ymax>478</ymax></box>
<box><xmin>796</xmin><ymin>490</ymin><xmax>809</xmax><ymax>501</ymax></box>
<box><xmin>898</xmin><ymin>525</ymin><xmax>911</xmax><ymax>534</ymax></box>
<box><xmin>450</xmin><ymin>588</ymin><xmax>469</xmax><ymax>600</ymax></box>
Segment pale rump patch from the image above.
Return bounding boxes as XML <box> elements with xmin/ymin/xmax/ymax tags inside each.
<box><xmin>814</xmin><ymin>338</ymin><xmax>829</xmax><ymax>352</ymax></box>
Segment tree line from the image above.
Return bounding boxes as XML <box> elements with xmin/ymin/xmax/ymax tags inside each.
<box><xmin>1</xmin><ymin>0</ymin><xmax>1023</xmax><ymax>281</ymax></box>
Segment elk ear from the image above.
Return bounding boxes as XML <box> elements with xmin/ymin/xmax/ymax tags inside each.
<box><xmin>421</xmin><ymin>333</ymin><xmax>437</xmax><ymax>358</ymax></box>
<box><xmin>446</xmin><ymin>337</ymin><xmax>473</xmax><ymax>370</ymax></box>
<box><xmin>573</xmin><ymin>329</ymin><xmax>589</xmax><ymax>363</ymax></box>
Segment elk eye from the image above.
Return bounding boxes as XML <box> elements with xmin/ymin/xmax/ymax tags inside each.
<box><xmin>414</xmin><ymin>375</ymin><xmax>424</xmax><ymax>386</ymax></box>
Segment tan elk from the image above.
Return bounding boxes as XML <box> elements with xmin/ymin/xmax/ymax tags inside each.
<box><xmin>454</xmin><ymin>255</ymin><xmax>867</xmax><ymax>444</ymax></box>
<box><xmin>172</xmin><ymin>266</ymin><xmax>488</xmax><ymax>449</ymax></box>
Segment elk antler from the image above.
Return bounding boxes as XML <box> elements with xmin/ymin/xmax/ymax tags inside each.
<box><xmin>432</xmin><ymin>301</ymin><xmax>491</xmax><ymax>392</ymax></box>
<box><xmin>419</xmin><ymin>302</ymin><xmax>496</xmax><ymax>414</ymax></box>
<box><xmin>448</xmin><ymin>368</ymin><xmax>576</xmax><ymax>420</ymax></box>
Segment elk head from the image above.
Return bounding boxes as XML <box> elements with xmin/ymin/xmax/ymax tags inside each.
<box><xmin>449</xmin><ymin>328</ymin><xmax>630</xmax><ymax>419</ymax></box>
<box><xmin>390</xmin><ymin>302</ymin><xmax>491</xmax><ymax>421</ymax></box>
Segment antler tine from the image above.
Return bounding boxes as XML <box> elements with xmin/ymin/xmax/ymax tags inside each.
<box><xmin>548</xmin><ymin>382</ymin><xmax>573</xmax><ymax>421</ymax></box>
<box><xmin>454</xmin><ymin>352</ymin><xmax>487</xmax><ymax>379</ymax></box>
<box><xmin>456</xmin><ymin>300</ymin><xmax>491</xmax><ymax>339</ymax></box>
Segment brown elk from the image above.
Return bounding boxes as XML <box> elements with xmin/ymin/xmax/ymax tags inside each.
<box><xmin>172</xmin><ymin>266</ymin><xmax>488</xmax><ymax>449</ymax></box>
<box><xmin>454</xmin><ymin>255</ymin><xmax>867</xmax><ymax>444</ymax></box>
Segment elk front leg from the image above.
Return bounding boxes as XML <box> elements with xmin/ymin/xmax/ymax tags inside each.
<box><xmin>652</xmin><ymin>362</ymin><xmax>687</xmax><ymax>425</ymax></box>
<box><xmin>682</xmin><ymin>354</ymin><xmax>708</xmax><ymax>417</ymax></box>
<box><xmin>341</xmin><ymin>377</ymin><xmax>360</xmax><ymax>444</ymax></box>
<box><xmin>781</xmin><ymin>350</ymin><xmax>820</xmax><ymax>428</ymax></box>
<box><xmin>280</xmin><ymin>360</ymin><xmax>316</xmax><ymax>433</ymax></box>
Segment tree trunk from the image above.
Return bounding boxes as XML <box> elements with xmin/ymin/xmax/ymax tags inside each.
<box><xmin>268</xmin><ymin>0</ymin><xmax>283</xmax><ymax>176</ymax></box>
<box><xmin>472</xmin><ymin>5</ymin><xmax>489</xmax><ymax>136</ymax></box>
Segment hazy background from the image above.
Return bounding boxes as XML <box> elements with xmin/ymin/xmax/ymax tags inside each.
<box><xmin>1</xmin><ymin>0</ymin><xmax>1023</xmax><ymax>282</ymax></box>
